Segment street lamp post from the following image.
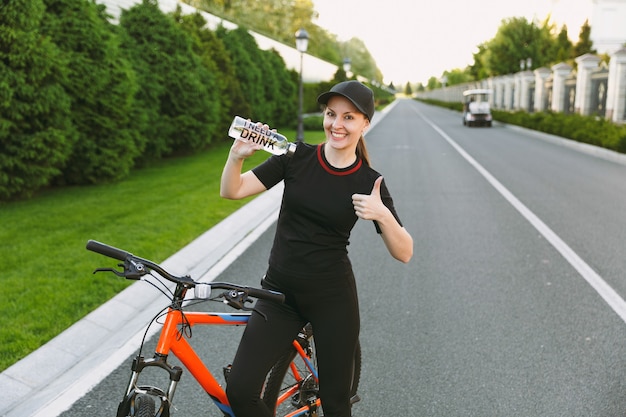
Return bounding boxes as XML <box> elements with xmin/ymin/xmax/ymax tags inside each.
<box><xmin>295</xmin><ymin>28</ymin><xmax>309</xmax><ymax>143</ymax></box>
<box><xmin>343</xmin><ymin>57</ymin><xmax>351</xmax><ymax>79</ymax></box>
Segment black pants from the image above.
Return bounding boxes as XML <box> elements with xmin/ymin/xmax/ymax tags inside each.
<box><xmin>226</xmin><ymin>266</ymin><xmax>360</xmax><ymax>417</ymax></box>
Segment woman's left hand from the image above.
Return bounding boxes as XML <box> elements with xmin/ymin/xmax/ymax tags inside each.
<box><xmin>352</xmin><ymin>176</ymin><xmax>388</xmax><ymax>221</ymax></box>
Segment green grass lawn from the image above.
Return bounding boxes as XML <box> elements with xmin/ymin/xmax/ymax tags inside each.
<box><xmin>0</xmin><ymin>130</ymin><xmax>325</xmax><ymax>371</ymax></box>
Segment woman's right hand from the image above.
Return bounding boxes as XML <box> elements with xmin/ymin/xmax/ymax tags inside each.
<box><xmin>221</xmin><ymin>120</ymin><xmax>271</xmax><ymax>200</ymax></box>
<box><xmin>229</xmin><ymin>121</ymin><xmax>267</xmax><ymax>159</ymax></box>
<box><xmin>230</xmin><ymin>135</ymin><xmax>263</xmax><ymax>159</ymax></box>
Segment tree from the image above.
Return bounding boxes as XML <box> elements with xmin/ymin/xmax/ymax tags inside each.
<box><xmin>186</xmin><ymin>0</ymin><xmax>383</xmax><ymax>81</ymax></box>
<box><xmin>555</xmin><ymin>25</ymin><xmax>573</xmax><ymax>62</ymax></box>
<box><xmin>573</xmin><ymin>19</ymin><xmax>595</xmax><ymax>57</ymax></box>
<box><xmin>263</xmin><ymin>49</ymin><xmax>298</xmax><ymax>127</ymax></box>
<box><xmin>290</xmin><ymin>0</ymin><xmax>342</xmax><ymax>66</ymax></box>
<box><xmin>469</xmin><ymin>43</ymin><xmax>490</xmax><ymax>80</ymax></box>
<box><xmin>119</xmin><ymin>0</ymin><xmax>219</xmax><ymax>158</ymax></box>
<box><xmin>0</xmin><ymin>0</ymin><xmax>74</xmax><ymax>199</ymax></box>
<box><xmin>426</xmin><ymin>76</ymin><xmax>439</xmax><ymax>90</ymax></box>
<box><xmin>404</xmin><ymin>82</ymin><xmax>413</xmax><ymax>96</ymax></box>
<box><xmin>466</xmin><ymin>15</ymin><xmax>597</xmax><ymax>82</ymax></box>
<box><xmin>341</xmin><ymin>37</ymin><xmax>383</xmax><ymax>83</ymax></box>
<box><xmin>172</xmin><ymin>8</ymin><xmax>244</xmax><ymax>136</ymax></box>
<box><xmin>190</xmin><ymin>0</ymin><xmax>341</xmax><ymax>64</ymax></box>
<box><xmin>486</xmin><ymin>17</ymin><xmax>535</xmax><ymax>75</ymax></box>
<box><xmin>217</xmin><ymin>26</ymin><xmax>267</xmax><ymax>121</ymax></box>
<box><xmin>483</xmin><ymin>17</ymin><xmax>557</xmax><ymax>76</ymax></box>
<box><xmin>442</xmin><ymin>68</ymin><xmax>474</xmax><ymax>86</ymax></box>
<box><xmin>40</xmin><ymin>0</ymin><xmax>140</xmax><ymax>185</ymax></box>
<box><xmin>214</xmin><ymin>24</ymin><xmax>296</xmax><ymax>127</ymax></box>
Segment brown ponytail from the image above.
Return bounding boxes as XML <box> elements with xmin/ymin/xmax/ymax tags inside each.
<box><xmin>356</xmin><ymin>135</ymin><xmax>371</xmax><ymax>166</ymax></box>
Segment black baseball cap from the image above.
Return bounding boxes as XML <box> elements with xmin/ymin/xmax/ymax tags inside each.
<box><xmin>317</xmin><ymin>80</ymin><xmax>375</xmax><ymax>121</ymax></box>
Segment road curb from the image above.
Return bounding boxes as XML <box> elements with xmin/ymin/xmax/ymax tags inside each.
<box><xmin>0</xmin><ymin>184</ymin><xmax>283</xmax><ymax>417</ymax></box>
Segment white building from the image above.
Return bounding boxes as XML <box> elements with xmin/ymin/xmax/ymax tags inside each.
<box><xmin>591</xmin><ymin>0</ymin><xmax>626</xmax><ymax>54</ymax></box>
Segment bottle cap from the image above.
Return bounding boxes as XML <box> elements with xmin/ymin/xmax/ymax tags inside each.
<box><xmin>286</xmin><ymin>142</ymin><xmax>296</xmax><ymax>157</ymax></box>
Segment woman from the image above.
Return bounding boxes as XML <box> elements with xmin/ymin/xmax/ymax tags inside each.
<box><xmin>221</xmin><ymin>80</ymin><xmax>413</xmax><ymax>417</ymax></box>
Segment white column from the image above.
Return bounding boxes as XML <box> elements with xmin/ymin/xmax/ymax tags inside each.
<box><xmin>574</xmin><ymin>53</ymin><xmax>601</xmax><ymax>115</ymax></box>
<box><xmin>551</xmin><ymin>63</ymin><xmax>573</xmax><ymax>112</ymax></box>
<box><xmin>514</xmin><ymin>72</ymin><xmax>523</xmax><ymax>109</ymax></box>
<box><xmin>485</xmin><ymin>77</ymin><xmax>496</xmax><ymax>108</ymax></box>
<box><xmin>503</xmin><ymin>76</ymin><xmax>515</xmax><ymax>110</ymax></box>
<box><xmin>606</xmin><ymin>48</ymin><xmax>626</xmax><ymax>123</ymax></box>
<box><xmin>533</xmin><ymin>67</ymin><xmax>552</xmax><ymax>112</ymax></box>
<box><xmin>519</xmin><ymin>71</ymin><xmax>535</xmax><ymax>111</ymax></box>
<box><xmin>492</xmin><ymin>76</ymin><xmax>505</xmax><ymax>109</ymax></box>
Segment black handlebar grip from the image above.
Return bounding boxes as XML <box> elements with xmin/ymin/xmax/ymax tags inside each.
<box><xmin>86</xmin><ymin>240</ymin><xmax>130</xmax><ymax>262</ymax></box>
<box><xmin>247</xmin><ymin>287</ymin><xmax>285</xmax><ymax>304</ymax></box>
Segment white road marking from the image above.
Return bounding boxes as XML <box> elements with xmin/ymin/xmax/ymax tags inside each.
<box><xmin>414</xmin><ymin>106</ymin><xmax>626</xmax><ymax>324</ymax></box>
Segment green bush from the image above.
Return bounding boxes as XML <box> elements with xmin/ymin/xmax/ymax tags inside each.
<box><xmin>0</xmin><ymin>0</ymin><xmax>75</xmax><ymax>199</ymax></box>
<box><xmin>119</xmin><ymin>0</ymin><xmax>219</xmax><ymax>159</ymax></box>
<box><xmin>492</xmin><ymin>109</ymin><xmax>626</xmax><ymax>153</ymax></box>
<box><xmin>217</xmin><ymin>27</ymin><xmax>268</xmax><ymax>122</ymax></box>
<box><xmin>418</xmin><ymin>98</ymin><xmax>626</xmax><ymax>155</ymax></box>
<box><xmin>173</xmin><ymin>9</ymin><xmax>245</xmax><ymax>137</ymax></box>
<box><xmin>303</xmin><ymin>115</ymin><xmax>325</xmax><ymax>131</ymax></box>
<box><xmin>41</xmin><ymin>0</ymin><xmax>140</xmax><ymax>185</ymax></box>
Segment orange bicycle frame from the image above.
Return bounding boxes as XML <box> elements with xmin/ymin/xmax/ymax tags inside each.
<box><xmin>154</xmin><ymin>309</ymin><xmax>248</xmax><ymax>412</ymax></box>
<box><xmin>147</xmin><ymin>308</ymin><xmax>318</xmax><ymax>417</ymax></box>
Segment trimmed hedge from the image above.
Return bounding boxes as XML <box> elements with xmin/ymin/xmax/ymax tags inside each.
<box><xmin>0</xmin><ymin>0</ymin><xmax>75</xmax><ymax>200</ymax></box>
<box><xmin>492</xmin><ymin>110</ymin><xmax>626</xmax><ymax>153</ymax></box>
<box><xmin>417</xmin><ymin>98</ymin><xmax>626</xmax><ymax>154</ymax></box>
<box><xmin>0</xmin><ymin>0</ymin><xmax>300</xmax><ymax>200</ymax></box>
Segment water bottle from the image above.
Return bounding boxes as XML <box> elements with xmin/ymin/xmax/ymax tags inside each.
<box><xmin>228</xmin><ymin>116</ymin><xmax>296</xmax><ymax>156</ymax></box>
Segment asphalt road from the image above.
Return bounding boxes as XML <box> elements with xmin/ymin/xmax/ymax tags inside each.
<box><xmin>62</xmin><ymin>99</ymin><xmax>626</xmax><ymax>417</ymax></box>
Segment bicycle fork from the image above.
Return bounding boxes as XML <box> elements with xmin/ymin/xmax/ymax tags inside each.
<box><xmin>116</xmin><ymin>354</ymin><xmax>183</xmax><ymax>417</ymax></box>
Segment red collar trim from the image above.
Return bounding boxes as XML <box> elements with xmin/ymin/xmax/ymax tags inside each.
<box><xmin>316</xmin><ymin>144</ymin><xmax>362</xmax><ymax>176</ymax></box>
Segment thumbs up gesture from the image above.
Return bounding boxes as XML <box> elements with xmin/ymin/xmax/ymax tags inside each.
<box><xmin>352</xmin><ymin>176</ymin><xmax>388</xmax><ymax>221</ymax></box>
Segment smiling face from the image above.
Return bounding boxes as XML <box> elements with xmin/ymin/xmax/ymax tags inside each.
<box><xmin>323</xmin><ymin>95</ymin><xmax>370</xmax><ymax>153</ymax></box>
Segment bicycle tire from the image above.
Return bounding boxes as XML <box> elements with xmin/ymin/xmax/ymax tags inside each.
<box><xmin>132</xmin><ymin>394</ymin><xmax>155</xmax><ymax>417</ymax></box>
<box><xmin>262</xmin><ymin>324</ymin><xmax>362</xmax><ymax>416</ymax></box>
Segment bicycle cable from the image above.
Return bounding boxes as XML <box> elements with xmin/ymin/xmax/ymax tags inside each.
<box><xmin>145</xmin><ymin>271</ymin><xmax>175</xmax><ymax>299</ymax></box>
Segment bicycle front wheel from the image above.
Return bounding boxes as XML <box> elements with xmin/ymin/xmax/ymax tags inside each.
<box><xmin>132</xmin><ymin>394</ymin><xmax>155</xmax><ymax>417</ymax></box>
<box><xmin>262</xmin><ymin>323</ymin><xmax>361</xmax><ymax>416</ymax></box>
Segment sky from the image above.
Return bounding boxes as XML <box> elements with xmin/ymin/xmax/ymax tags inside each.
<box><xmin>312</xmin><ymin>0</ymin><xmax>594</xmax><ymax>85</ymax></box>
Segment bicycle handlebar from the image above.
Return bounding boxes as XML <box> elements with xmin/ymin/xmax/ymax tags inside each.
<box><xmin>86</xmin><ymin>239</ymin><xmax>130</xmax><ymax>262</ymax></box>
<box><xmin>86</xmin><ymin>239</ymin><xmax>285</xmax><ymax>304</ymax></box>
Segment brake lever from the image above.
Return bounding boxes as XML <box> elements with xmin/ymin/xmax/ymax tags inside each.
<box><xmin>93</xmin><ymin>267</ymin><xmax>125</xmax><ymax>277</ymax></box>
<box><xmin>222</xmin><ymin>290</ymin><xmax>248</xmax><ymax>309</ymax></box>
<box><xmin>124</xmin><ymin>260</ymin><xmax>146</xmax><ymax>280</ymax></box>
<box><xmin>222</xmin><ymin>290</ymin><xmax>268</xmax><ymax>320</ymax></box>
<box><xmin>92</xmin><ymin>260</ymin><xmax>146</xmax><ymax>280</ymax></box>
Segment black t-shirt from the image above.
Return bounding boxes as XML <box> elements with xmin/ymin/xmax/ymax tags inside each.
<box><xmin>253</xmin><ymin>143</ymin><xmax>402</xmax><ymax>278</ymax></box>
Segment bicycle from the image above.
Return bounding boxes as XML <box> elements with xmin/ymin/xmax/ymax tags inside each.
<box><xmin>86</xmin><ymin>240</ymin><xmax>361</xmax><ymax>417</ymax></box>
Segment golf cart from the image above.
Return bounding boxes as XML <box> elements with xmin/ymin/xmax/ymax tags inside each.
<box><xmin>462</xmin><ymin>89</ymin><xmax>492</xmax><ymax>127</ymax></box>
